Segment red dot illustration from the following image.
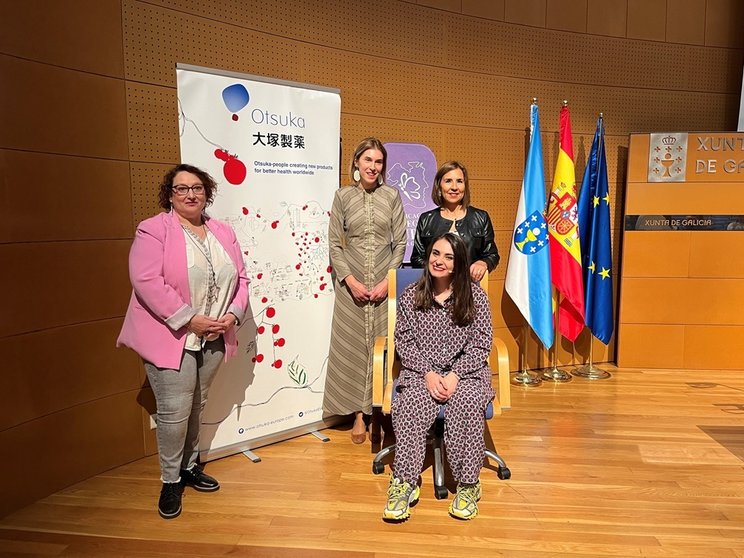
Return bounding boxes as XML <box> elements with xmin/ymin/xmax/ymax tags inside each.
<box><xmin>314</xmin><ymin>294</ymin><xmax>318</xmax><ymax>298</ymax></box>
<box><xmin>261</xmin><ymin>296</ymin><xmax>268</xmax><ymax>303</ymax></box>
<box><xmin>273</xmin><ymin>359</ymin><xmax>283</xmax><ymax>368</ymax></box>
<box><xmin>266</xmin><ymin>307</ymin><xmax>276</xmax><ymax>318</ymax></box>
<box><xmin>314</xmin><ymin>237</ymin><xmax>320</xmax><ymax>243</ymax></box>
<box><xmin>224</xmin><ymin>156</ymin><xmax>247</xmax><ymax>185</ymax></box>
<box><xmin>319</xmin><ymin>283</ymin><xmax>327</xmax><ymax>291</ymax></box>
<box><xmin>242</xmin><ymin>207</ymin><xmax>249</xmax><ymax>215</ymax></box>
<box><xmin>276</xmin><ymin>338</ymin><xmax>285</xmax><ymax>347</ymax></box>
<box><xmin>257</xmin><ymin>325</ymin><xmax>265</xmax><ymax>334</ymax></box>
<box><xmin>231</xmin><ymin>114</ymin><xmax>239</xmax><ymax>121</ymax></box>
<box><xmin>255</xmin><ymin>354</ymin><xmax>264</xmax><ymax>363</ymax></box>
<box><xmin>271</xmin><ymin>221</ymin><xmax>279</xmax><ymax>229</ymax></box>
<box><xmin>327</xmin><ymin>266</ymin><xmax>332</xmax><ymax>273</ymax></box>
<box><xmin>295</xmin><ymin>263</ymin><xmax>301</xmax><ymax>270</ymax></box>
<box><xmin>272</xmin><ymin>324</ymin><xmax>280</xmax><ymax>334</ymax></box>
<box><xmin>257</xmin><ymin>273</ymin><xmax>263</xmax><ymax>279</ymax></box>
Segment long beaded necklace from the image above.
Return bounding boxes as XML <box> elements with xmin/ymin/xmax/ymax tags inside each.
<box><xmin>182</xmin><ymin>225</ymin><xmax>220</xmax><ymax>309</ymax></box>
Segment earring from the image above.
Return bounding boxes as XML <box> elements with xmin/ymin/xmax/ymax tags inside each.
<box><xmin>378</xmin><ymin>175</ymin><xmax>383</xmax><ymax>185</ymax></box>
<box><xmin>353</xmin><ymin>168</ymin><xmax>361</xmax><ymax>182</ymax></box>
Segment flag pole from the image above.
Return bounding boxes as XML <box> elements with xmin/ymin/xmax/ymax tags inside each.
<box><xmin>541</xmin><ymin>291</ymin><xmax>572</xmax><ymax>382</ymax></box>
<box><xmin>572</xmin><ymin>334</ymin><xmax>611</xmax><ymax>379</ymax></box>
<box><xmin>572</xmin><ymin>111</ymin><xmax>611</xmax><ymax>380</ymax></box>
<box><xmin>512</xmin><ymin>321</ymin><xmax>542</xmax><ymax>386</ymax></box>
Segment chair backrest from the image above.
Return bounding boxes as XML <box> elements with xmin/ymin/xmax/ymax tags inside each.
<box><xmin>385</xmin><ymin>268</ymin><xmax>424</xmax><ymax>381</ymax></box>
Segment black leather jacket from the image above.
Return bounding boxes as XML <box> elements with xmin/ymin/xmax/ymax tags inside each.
<box><xmin>411</xmin><ymin>206</ymin><xmax>500</xmax><ymax>270</ymax></box>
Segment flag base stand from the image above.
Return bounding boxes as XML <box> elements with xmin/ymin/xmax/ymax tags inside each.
<box><xmin>572</xmin><ymin>364</ymin><xmax>611</xmax><ymax>380</ymax></box>
<box><xmin>539</xmin><ymin>366</ymin><xmax>572</xmax><ymax>382</ymax></box>
<box><xmin>512</xmin><ymin>370</ymin><xmax>542</xmax><ymax>387</ymax></box>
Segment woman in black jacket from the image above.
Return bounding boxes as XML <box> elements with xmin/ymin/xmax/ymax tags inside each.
<box><xmin>411</xmin><ymin>161</ymin><xmax>499</xmax><ymax>281</ymax></box>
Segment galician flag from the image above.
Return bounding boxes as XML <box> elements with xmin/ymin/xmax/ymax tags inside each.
<box><xmin>505</xmin><ymin>103</ymin><xmax>554</xmax><ymax>349</ymax></box>
<box><xmin>577</xmin><ymin>116</ymin><xmax>614</xmax><ymax>344</ymax></box>
<box><xmin>547</xmin><ymin>104</ymin><xmax>585</xmax><ymax>341</ymax></box>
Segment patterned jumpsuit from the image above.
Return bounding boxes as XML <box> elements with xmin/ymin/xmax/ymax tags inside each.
<box><xmin>391</xmin><ymin>283</ymin><xmax>495</xmax><ymax>485</ymax></box>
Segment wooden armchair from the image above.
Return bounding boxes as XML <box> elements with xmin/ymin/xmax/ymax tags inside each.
<box><xmin>371</xmin><ymin>268</ymin><xmax>511</xmax><ymax>498</ymax></box>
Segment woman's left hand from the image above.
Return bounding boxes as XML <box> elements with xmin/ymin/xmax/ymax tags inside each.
<box><xmin>217</xmin><ymin>312</ymin><xmax>238</xmax><ymax>331</ymax></box>
<box><xmin>470</xmin><ymin>260</ymin><xmax>488</xmax><ymax>282</ymax></box>
<box><xmin>369</xmin><ymin>277</ymin><xmax>389</xmax><ymax>303</ymax></box>
<box><xmin>439</xmin><ymin>372</ymin><xmax>459</xmax><ymax>400</ymax></box>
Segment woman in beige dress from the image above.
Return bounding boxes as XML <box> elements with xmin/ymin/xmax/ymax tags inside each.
<box><xmin>324</xmin><ymin>137</ymin><xmax>407</xmax><ymax>443</ymax></box>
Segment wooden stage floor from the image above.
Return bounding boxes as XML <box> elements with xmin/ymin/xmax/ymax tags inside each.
<box><xmin>3</xmin><ymin>366</ymin><xmax>744</xmax><ymax>557</ymax></box>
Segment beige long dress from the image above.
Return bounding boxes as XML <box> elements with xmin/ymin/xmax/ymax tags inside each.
<box><xmin>323</xmin><ymin>184</ymin><xmax>407</xmax><ymax>416</ymax></box>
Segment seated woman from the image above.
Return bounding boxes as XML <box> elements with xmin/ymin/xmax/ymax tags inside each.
<box><xmin>384</xmin><ymin>233</ymin><xmax>495</xmax><ymax>522</ymax></box>
<box><xmin>411</xmin><ymin>161</ymin><xmax>499</xmax><ymax>281</ymax></box>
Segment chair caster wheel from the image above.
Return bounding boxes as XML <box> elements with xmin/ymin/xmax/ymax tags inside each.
<box><xmin>372</xmin><ymin>462</ymin><xmax>384</xmax><ymax>474</ymax></box>
<box><xmin>497</xmin><ymin>466</ymin><xmax>511</xmax><ymax>480</ymax></box>
<box><xmin>435</xmin><ymin>486</ymin><xmax>448</xmax><ymax>500</ymax></box>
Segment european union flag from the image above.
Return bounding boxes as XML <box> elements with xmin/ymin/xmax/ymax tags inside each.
<box><xmin>577</xmin><ymin>116</ymin><xmax>613</xmax><ymax>344</ymax></box>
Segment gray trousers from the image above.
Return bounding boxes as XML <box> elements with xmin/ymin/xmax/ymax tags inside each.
<box><xmin>145</xmin><ymin>338</ymin><xmax>225</xmax><ymax>483</ymax></box>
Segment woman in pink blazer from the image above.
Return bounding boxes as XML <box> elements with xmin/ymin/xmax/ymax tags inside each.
<box><xmin>118</xmin><ymin>164</ymin><xmax>249</xmax><ymax>519</ymax></box>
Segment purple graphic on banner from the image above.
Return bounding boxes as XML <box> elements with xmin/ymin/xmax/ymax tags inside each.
<box><xmin>384</xmin><ymin>143</ymin><xmax>438</xmax><ymax>263</ymax></box>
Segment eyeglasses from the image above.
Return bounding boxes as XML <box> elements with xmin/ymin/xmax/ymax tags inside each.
<box><xmin>172</xmin><ymin>184</ymin><xmax>205</xmax><ymax>196</ymax></box>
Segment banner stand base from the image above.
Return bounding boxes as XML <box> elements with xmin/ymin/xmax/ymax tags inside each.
<box><xmin>310</xmin><ymin>430</ymin><xmax>330</xmax><ymax>442</ymax></box>
<box><xmin>242</xmin><ymin>449</ymin><xmax>261</xmax><ymax>463</ymax></box>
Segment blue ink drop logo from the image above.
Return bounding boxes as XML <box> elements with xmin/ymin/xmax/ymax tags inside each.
<box><xmin>222</xmin><ymin>84</ymin><xmax>250</xmax><ymax>121</ymax></box>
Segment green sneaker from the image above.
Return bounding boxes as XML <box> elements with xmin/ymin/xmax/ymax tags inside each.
<box><xmin>383</xmin><ymin>477</ymin><xmax>420</xmax><ymax>521</ymax></box>
<box><xmin>449</xmin><ymin>481</ymin><xmax>481</xmax><ymax>520</ymax></box>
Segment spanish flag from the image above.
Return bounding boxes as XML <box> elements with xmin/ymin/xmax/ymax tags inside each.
<box><xmin>546</xmin><ymin>105</ymin><xmax>585</xmax><ymax>341</ymax></box>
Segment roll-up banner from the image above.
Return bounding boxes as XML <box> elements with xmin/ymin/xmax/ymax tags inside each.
<box><xmin>176</xmin><ymin>64</ymin><xmax>341</xmax><ymax>460</ymax></box>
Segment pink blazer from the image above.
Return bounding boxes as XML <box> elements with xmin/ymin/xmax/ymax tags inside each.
<box><xmin>117</xmin><ymin>210</ymin><xmax>250</xmax><ymax>370</ymax></box>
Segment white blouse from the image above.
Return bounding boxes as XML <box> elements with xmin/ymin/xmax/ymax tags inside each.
<box><xmin>181</xmin><ymin>226</ymin><xmax>237</xmax><ymax>351</ymax></box>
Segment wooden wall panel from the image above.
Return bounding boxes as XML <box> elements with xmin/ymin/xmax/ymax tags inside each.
<box><xmin>0</xmin><ymin>241</ymin><xmax>131</xmax><ymax>337</ymax></box>
<box><xmin>546</xmin><ymin>0</ymin><xmax>587</xmax><ymax>33</ymax></box>
<box><xmin>689</xmin><ymin>233</ymin><xmax>744</xmax><ymax>278</ymax></box>
<box><xmin>126</xmin><ymin>83</ymin><xmax>180</xmax><ymax>164</ymax></box>
<box><xmin>462</xmin><ymin>0</ymin><xmax>505</xmax><ymax>20</ymax></box>
<box><xmin>587</xmin><ymin>0</ymin><xmax>627</xmax><ymax>37</ymax></box>
<box><xmin>616</xmin><ymin>324</ymin><xmax>686</xmax><ymax>369</ymax></box>
<box><xmin>620</xmin><ymin>278</ymin><xmax>744</xmax><ymax>326</ymax></box>
<box><xmin>130</xmin><ymin>162</ymin><xmax>174</xmax><ymax>226</ymax></box>
<box><xmin>627</xmin><ymin>0</ymin><xmax>666</xmax><ymax>42</ymax></box>
<box><xmin>625</xmin><ymin>183</ymin><xmax>744</xmax><ymax>214</ymax></box>
<box><xmin>0</xmin><ymin>55</ymin><xmax>128</xmax><ymax>159</ymax></box>
<box><xmin>705</xmin><ymin>0</ymin><xmax>744</xmax><ymax>48</ymax></box>
<box><xmin>622</xmin><ymin>232</ymin><xmax>691</xmax><ymax>278</ymax></box>
<box><xmin>1</xmin><ymin>319</ymin><xmax>141</xmax><ymax>431</ymax></box>
<box><xmin>505</xmin><ymin>0</ymin><xmax>547</xmax><ymax>27</ymax></box>
<box><xmin>666</xmin><ymin>0</ymin><xmax>706</xmax><ymax>46</ymax></box>
<box><xmin>0</xmin><ymin>151</ymin><xmax>132</xmax><ymax>243</ymax></box>
<box><xmin>620</xmin><ymin>133</ymin><xmax>744</xmax><ymax>369</ymax></box>
<box><xmin>684</xmin><ymin>326</ymin><xmax>744</xmax><ymax>369</ymax></box>
<box><xmin>0</xmin><ymin>391</ymin><xmax>145</xmax><ymax>518</ymax></box>
<box><xmin>0</xmin><ymin>0</ymin><xmax>124</xmax><ymax>77</ymax></box>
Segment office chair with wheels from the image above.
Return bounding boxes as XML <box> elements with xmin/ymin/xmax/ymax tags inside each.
<box><xmin>371</xmin><ymin>268</ymin><xmax>511</xmax><ymax>499</ymax></box>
